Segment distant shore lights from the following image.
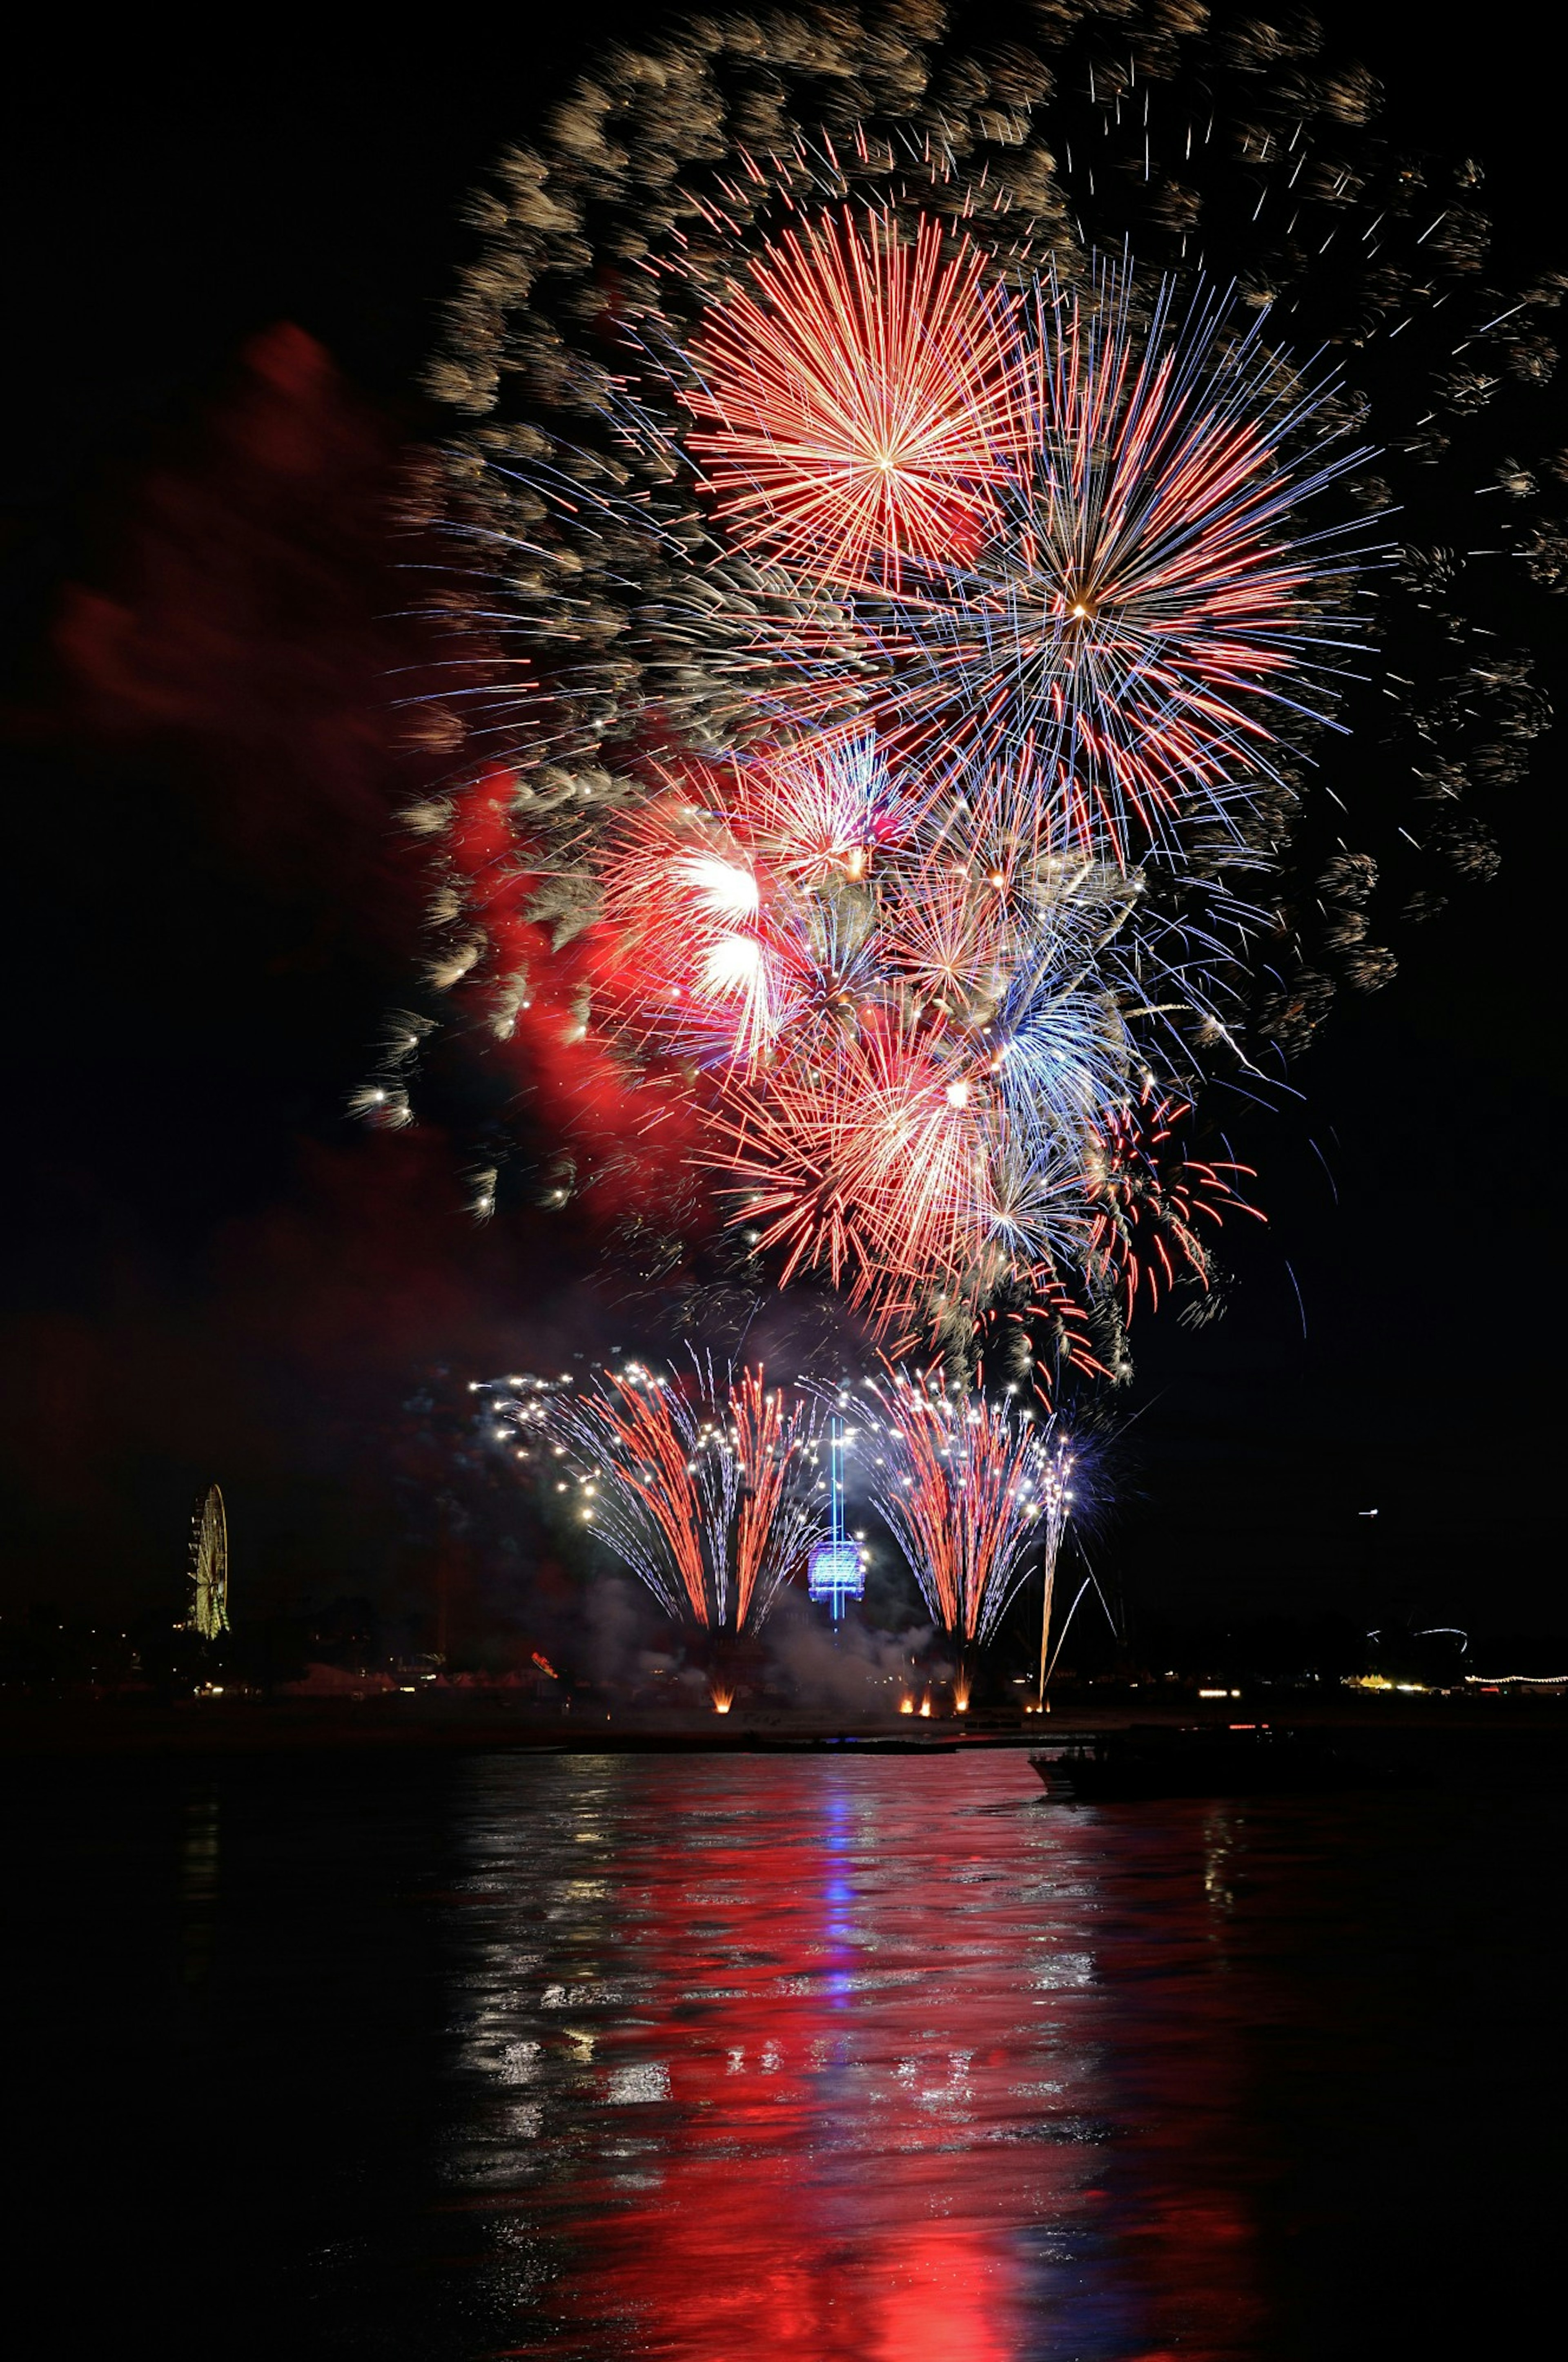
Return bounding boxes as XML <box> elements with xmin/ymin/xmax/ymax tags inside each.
<box><xmin>807</xmin><ymin>1418</ymin><xmax>863</xmax><ymax>1622</ymax></box>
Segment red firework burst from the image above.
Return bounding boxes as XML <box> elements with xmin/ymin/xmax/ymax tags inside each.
<box><xmin>686</xmin><ymin>210</ymin><xmax>1013</xmax><ymax>589</ymax></box>
<box><xmin>594</xmin><ymin>781</ymin><xmax>777</xmax><ymax>1071</ymax></box>
<box><xmin>704</xmin><ymin>1011</ymin><xmax>987</xmax><ymax>1325</ymax></box>
<box><xmin>1083</xmin><ymin>1091</ymin><xmax>1263</xmax><ymax>1317</ymax></box>
<box><xmin>724</xmin><ymin>731</ymin><xmax>917</xmax><ymax>886</ymax></box>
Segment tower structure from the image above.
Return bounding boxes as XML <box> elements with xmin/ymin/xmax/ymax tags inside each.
<box><xmin>190</xmin><ymin>1485</ymin><xmax>230</xmax><ymax>1639</ymax></box>
<box><xmin>1036</xmin><ymin>1446</ymin><xmax>1074</xmax><ymax>1705</ymax></box>
<box><xmin>807</xmin><ymin>1419</ymin><xmax>862</xmax><ymax>1622</ymax></box>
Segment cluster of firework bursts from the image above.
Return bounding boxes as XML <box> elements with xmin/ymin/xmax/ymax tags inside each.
<box><xmin>474</xmin><ymin>1360</ymin><xmax>1087</xmax><ymax>1682</ymax></box>
<box><xmin>592</xmin><ymin>696</ymin><xmax>1282</xmax><ymax>1360</ymax></box>
<box><xmin>390</xmin><ymin>0</ymin><xmax>1558</xmax><ymax>1399</ymax></box>
<box><xmin>386</xmin><ymin>7</ymin><xmax>1560</xmax><ymax>1697</ymax></box>
<box><xmin>437</xmin><ymin>211</ymin><xmax>1361</xmax><ymax>1369</ymax></box>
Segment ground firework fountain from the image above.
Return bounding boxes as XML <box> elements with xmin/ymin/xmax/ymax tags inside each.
<box><xmin>504</xmin><ymin>1359</ymin><xmax>823</xmax><ymax>1658</ymax></box>
<box><xmin>1034</xmin><ymin>1439</ymin><xmax>1076</xmax><ymax>1711</ymax></box>
<box><xmin>860</xmin><ymin>1372</ymin><xmax>1062</xmax><ymax>1685</ymax></box>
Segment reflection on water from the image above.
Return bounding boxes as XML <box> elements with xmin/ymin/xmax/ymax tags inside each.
<box><xmin>442</xmin><ymin>1755</ymin><xmax>1260</xmax><ymax>2358</ymax></box>
<box><xmin>8</xmin><ymin>1744</ymin><xmax>1566</xmax><ymax>2360</ymax></box>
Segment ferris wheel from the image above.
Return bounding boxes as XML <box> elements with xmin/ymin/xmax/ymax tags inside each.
<box><xmin>190</xmin><ymin>1485</ymin><xmax>230</xmax><ymax>1639</ymax></box>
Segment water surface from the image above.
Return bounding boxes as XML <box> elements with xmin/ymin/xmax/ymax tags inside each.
<box><xmin>10</xmin><ymin>1745</ymin><xmax>1563</xmax><ymax>2356</ymax></box>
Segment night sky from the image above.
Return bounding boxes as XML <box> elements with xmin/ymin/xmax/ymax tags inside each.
<box><xmin>3</xmin><ymin>9</ymin><xmax>1561</xmax><ymax>1644</ymax></box>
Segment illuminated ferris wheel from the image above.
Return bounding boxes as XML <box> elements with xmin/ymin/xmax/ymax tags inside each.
<box><xmin>190</xmin><ymin>1485</ymin><xmax>230</xmax><ymax>1640</ymax></box>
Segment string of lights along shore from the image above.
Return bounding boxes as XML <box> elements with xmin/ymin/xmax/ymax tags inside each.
<box><xmin>404</xmin><ymin>4</ymin><xmax>1557</xmax><ymax>1679</ymax></box>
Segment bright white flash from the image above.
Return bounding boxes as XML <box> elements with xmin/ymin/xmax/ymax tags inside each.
<box><xmin>676</xmin><ymin>853</ymin><xmax>760</xmax><ymax>921</ymax></box>
<box><xmin>700</xmin><ymin>933</ymin><xmax>764</xmax><ymax>995</ymax></box>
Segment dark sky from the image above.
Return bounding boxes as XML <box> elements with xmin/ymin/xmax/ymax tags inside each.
<box><xmin>2</xmin><ymin>10</ymin><xmax>1562</xmax><ymax>1640</ymax></box>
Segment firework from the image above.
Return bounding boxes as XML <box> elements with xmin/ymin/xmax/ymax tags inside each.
<box><xmin>1031</xmin><ymin>1437</ymin><xmax>1076</xmax><ymax>1709</ymax></box>
<box><xmin>584</xmin><ymin>718</ymin><xmax>1267</xmax><ymax>1364</ymax></box>
<box><xmin>386</xmin><ymin>2</ymin><xmax>1557</xmax><ymax>1378</ymax></box>
<box><xmin>576</xmin><ymin>714</ymin><xmax>1260</xmax><ymax>1358</ymax></box>
<box><xmin>528</xmin><ymin>1359</ymin><xmax>821</xmax><ymax>1637</ymax></box>
<box><xmin>1084</xmin><ymin>1090</ymin><xmax>1264</xmax><ymax>1321</ymax></box>
<box><xmin>877</xmin><ymin>260</ymin><xmax>1372</xmax><ymax>862</ymax></box>
<box><xmin>858</xmin><ymin>1373</ymin><xmax>1056</xmax><ymax>1649</ymax></box>
<box><xmin>686</xmin><ymin>210</ymin><xmax>1014</xmax><ymax>591</ymax></box>
<box><xmin>590</xmin><ymin>734</ymin><xmax>912</xmax><ymax>1080</ymax></box>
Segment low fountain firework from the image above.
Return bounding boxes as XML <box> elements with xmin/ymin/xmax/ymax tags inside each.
<box><xmin>477</xmin><ymin>1360</ymin><xmax>1091</xmax><ymax>1695</ymax></box>
<box><xmin>494</xmin><ymin>1359</ymin><xmax>823</xmax><ymax>1642</ymax></box>
<box><xmin>839</xmin><ymin>1371</ymin><xmax>1084</xmax><ymax>1676</ymax></box>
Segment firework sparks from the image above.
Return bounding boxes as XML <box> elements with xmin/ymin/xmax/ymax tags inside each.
<box><xmin>1031</xmin><ymin>1436</ymin><xmax>1076</xmax><ymax>1709</ymax></box>
<box><xmin>1084</xmin><ymin>1090</ymin><xmax>1264</xmax><ymax>1320</ymax></box>
<box><xmin>527</xmin><ymin>1358</ymin><xmax>822</xmax><ymax>1637</ymax></box>
<box><xmin>390</xmin><ymin>3</ymin><xmax>1557</xmax><ymax>1377</ymax></box>
<box><xmin>583</xmin><ymin>720</ymin><xmax>1250</xmax><ymax>1356</ymax></box>
<box><xmin>879</xmin><ymin>260</ymin><xmax>1372</xmax><ymax>861</ymax></box>
<box><xmin>859</xmin><ymin>1372</ymin><xmax>1056</xmax><ymax>1648</ymax></box>
<box><xmin>686</xmin><ymin>210</ymin><xmax>1014</xmax><ymax>591</ymax></box>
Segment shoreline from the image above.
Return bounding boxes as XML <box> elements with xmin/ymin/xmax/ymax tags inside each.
<box><xmin>4</xmin><ymin>1691</ymin><xmax>1568</xmax><ymax>1759</ymax></box>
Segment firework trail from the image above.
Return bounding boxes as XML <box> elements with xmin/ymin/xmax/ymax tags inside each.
<box><xmin>524</xmin><ymin>1358</ymin><xmax>822</xmax><ymax>1637</ymax></box>
<box><xmin>1031</xmin><ymin>1434</ymin><xmax>1077</xmax><ymax>1708</ymax></box>
<box><xmin>383</xmin><ymin>2</ymin><xmax>1557</xmax><ymax>1376</ymax></box>
<box><xmin>1084</xmin><ymin>1088</ymin><xmax>1265</xmax><ymax>1321</ymax></box>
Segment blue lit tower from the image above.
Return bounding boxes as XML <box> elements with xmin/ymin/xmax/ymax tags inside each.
<box><xmin>807</xmin><ymin>1417</ymin><xmax>863</xmax><ymax>1622</ymax></box>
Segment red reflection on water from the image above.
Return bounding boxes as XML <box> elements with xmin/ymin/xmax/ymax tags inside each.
<box><xmin>468</xmin><ymin>1757</ymin><xmax>1271</xmax><ymax>2360</ymax></box>
<box><xmin>548</xmin><ymin>1774</ymin><xmax>1037</xmax><ymax>2360</ymax></box>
